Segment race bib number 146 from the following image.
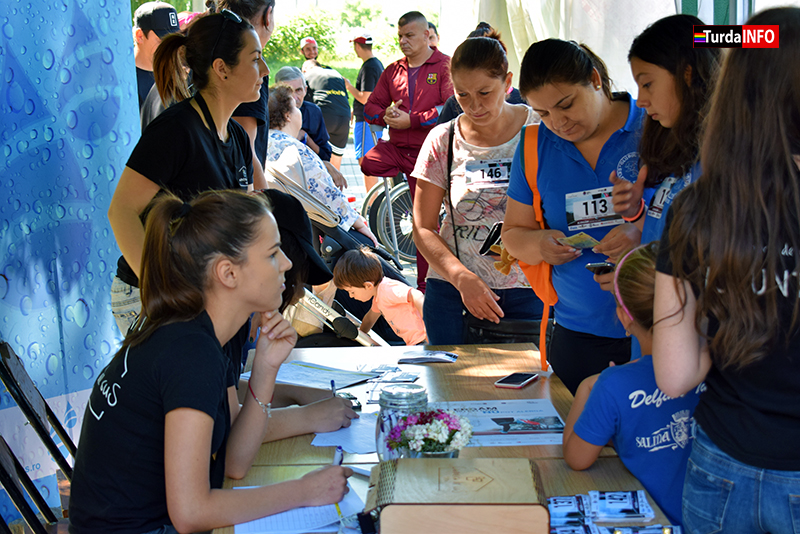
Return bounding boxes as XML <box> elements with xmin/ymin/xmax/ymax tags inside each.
<box><xmin>566</xmin><ymin>186</ymin><xmax>623</xmax><ymax>231</ymax></box>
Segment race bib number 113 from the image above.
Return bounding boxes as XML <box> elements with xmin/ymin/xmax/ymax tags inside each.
<box><xmin>566</xmin><ymin>186</ymin><xmax>623</xmax><ymax>231</ymax></box>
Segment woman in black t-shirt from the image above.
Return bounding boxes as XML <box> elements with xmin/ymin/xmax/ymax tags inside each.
<box><xmin>71</xmin><ymin>190</ymin><xmax>352</xmax><ymax>534</ymax></box>
<box><xmin>652</xmin><ymin>8</ymin><xmax>800</xmax><ymax>533</ymax></box>
<box><xmin>109</xmin><ymin>11</ymin><xmax>267</xmax><ymax>335</ymax></box>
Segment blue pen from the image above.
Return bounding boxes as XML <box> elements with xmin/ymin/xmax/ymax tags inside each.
<box><xmin>331</xmin><ymin>379</ymin><xmax>336</xmax><ymax>397</ymax></box>
<box><xmin>332</xmin><ymin>445</ymin><xmax>344</xmax><ymax>466</ymax></box>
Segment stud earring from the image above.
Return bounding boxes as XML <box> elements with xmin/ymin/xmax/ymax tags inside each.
<box><xmin>595</xmin><ymin>85</ymin><xmax>601</xmax><ymax>90</ymax></box>
<box><xmin>225</xmin><ymin>76</ymin><xmax>228</xmax><ymax>79</ymax></box>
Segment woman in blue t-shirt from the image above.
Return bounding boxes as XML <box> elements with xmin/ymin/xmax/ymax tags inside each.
<box><xmin>606</xmin><ymin>15</ymin><xmax>720</xmax><ymax>248</ymax></box>
<box><xmin>70</xmin><ymin>191</ymin><xmax>352</xmax><ymax>534</ymax></box>
<box><xmin>503</xmin><ymin>40</ymin><xmax>645</xmax><ymax>394</ymax></box>
<box><xmin>563</xmin><ymin>242</ymin><xmax>702</xmax><ymax>526</ymax></box>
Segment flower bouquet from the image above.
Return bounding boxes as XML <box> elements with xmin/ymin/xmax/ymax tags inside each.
<box><xmin>386</xmin><ymin>409</ymin><xmax>473</xmax><ymax>458</ymax></box>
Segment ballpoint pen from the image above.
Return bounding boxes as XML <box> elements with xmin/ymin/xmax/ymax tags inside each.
<box><xmin>331</xmin><ymin>379</ymin><xmax>337</xmax><ymax>398</ymax></box>
<box><xmin>332</xmin><ymin>445</ymin><xmax>344</xmax><ymax>519</ymax></box>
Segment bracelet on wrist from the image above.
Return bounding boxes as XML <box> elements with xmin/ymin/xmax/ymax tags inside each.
<box><xmin>248</xmin><ymin>381</ymin><xmax>273</xmax><ymax>418</ymax></box>
<box><xmin>622</xmin><ymin>198</ymin><xmax>646</xmax><ymax>222</ymax></box>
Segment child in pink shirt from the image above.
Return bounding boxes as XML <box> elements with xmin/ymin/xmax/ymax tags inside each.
<box><xmin>333</xmin><ymin>248</ymin><xmax>427</xmax><ymax>345</ymax></box>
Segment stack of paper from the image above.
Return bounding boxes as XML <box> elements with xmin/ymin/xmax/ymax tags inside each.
<box><xmin>242</xmin><ymin>362</ymin><xmax>378</xmax><ymax>390</ymax></box>
<box><xmin>234</xmin><ymin>483</ymin><xmax>363</xmax><ymax>534</ymax></box>
<box><xmin>311</xmin><ymin>412</ymin><xmax>378</xmax><ymax>454</ymax></box>
<box><xmin>397</xmin><ymin>350</ymin><xmax>458</xmax><ymax>364</ymax></box>
<box><xmin>548</xmin><ymin>492</ymin><xmax>674</xmax><ymax>534</ymax></box>
<box><xmin>588</xmin><ymin>491</ymin><xmax>655</xmax><ymax>522</ymax></box>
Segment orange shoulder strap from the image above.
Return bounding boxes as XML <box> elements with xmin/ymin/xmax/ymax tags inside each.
<box><xmin>517</xmin><ymin>124</ymin><xmax>557</xmax><ymax>371</ymax></box>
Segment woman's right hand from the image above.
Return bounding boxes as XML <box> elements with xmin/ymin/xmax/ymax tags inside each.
<box><xmin>454</xmin><ymin>271</ymin><xmax>504</xmax><ymax>323</ymax></box>
<box><xmin>254</xmin><ymin>310</ymin><xmax>297</xmax><ymax>371</ymax></box>
<box><xmin>539</xmin><ymin>230</ymin><xmax>583</xmax><ymax>265</ymax></box>
<box><xmin>300</xmin><ymin>466</ymin><xmax>352</xmax><ymax>507</ymax></box>
<box><xmin>609</xmin><ymin>165</ymin><xmax>647</xmax><ymax>218</ymax></box>
<box><xmin>302</xmin><ymin>396</ymin><xmax>359</xmax><ymax>433</ymax></box>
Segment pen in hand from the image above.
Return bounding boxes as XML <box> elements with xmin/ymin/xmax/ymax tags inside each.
<box><xmin>331</xmin><ymin>379</ymin><xmax>337</xmax><ymax>398</ymax></box>
<box><xmin>332</xmin><ymin>445</ymin><xmax>344</xmax><ymax>519</ymax></box>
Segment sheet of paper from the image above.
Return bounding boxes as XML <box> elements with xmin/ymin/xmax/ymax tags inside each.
<box><xmin>234</xmin><ymin>483</ymin><xmax>363</xmax><ymax>534</ymax></box>
<box><xmin>311</xmin><ymin>412</ymin><xmax>378</xmax><ymax>454</ymax></box>
<box><xmin>431</xmin><ymin>399</ymin><xmax>566</xmax><ymax>447</ymax></box>
<box><xmin>241</xmin><ymin>362</ymin><xmax>378</xmax><ymax>390</ymax></box>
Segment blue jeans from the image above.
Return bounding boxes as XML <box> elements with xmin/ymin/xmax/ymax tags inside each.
<box><xmin>682</xmin><ymin>424</ymin><xmax>800</xmax><ymax>534</ymax></box>
<box><xmin>423</xmin><ymin>278</ymin><xmax>543</xmax><ymax>345</ymax></box>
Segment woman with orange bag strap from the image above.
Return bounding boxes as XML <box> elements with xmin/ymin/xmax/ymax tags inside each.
<box><xmin>502</xmin><ymin>40</ymin><xmax>645</xmax><ymax>395</ymax></box>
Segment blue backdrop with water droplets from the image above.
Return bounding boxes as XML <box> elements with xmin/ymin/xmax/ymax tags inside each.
<box><xmin>1</xmin><ymin>0</ymin><xmax>138</xmax><ymax>523</ymax></box>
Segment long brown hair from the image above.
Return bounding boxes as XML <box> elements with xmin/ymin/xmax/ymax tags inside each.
<box><xmin>615</xmin><ymin>242</ymin><xmax>658</xmax><ymax>330</ymax></box>
<box><xmin>122</xmin><ymin>190</ymin><xmax>271</xmax><ymax>351</ymax></box>
<box><xmin>629</xmin><ymin>15</ymin><xmax>720</xmax><ymax>186</ymax></box>
<box><xmin>667</xmin><ymin>7</ymin><xmax>800</xmax><ymax>369</ymax></box>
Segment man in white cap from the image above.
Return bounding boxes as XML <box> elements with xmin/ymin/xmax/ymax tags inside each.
<box><xmin>133</xmin><ymin>1</ymin><xmax>179</xmax><ymax>109</ymax></box>
<box><xmin>344</xmin><ymin>31</ymin><xmax>384</xmax><ymax>192</ymax></box>
<box><xmin>299</xmin><ymin>36</ymin><xmax>318</xmax><ymax>60</ymax></box>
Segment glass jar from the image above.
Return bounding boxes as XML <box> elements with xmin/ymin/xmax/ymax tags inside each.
<box><xmin>375</xmin><ymin>383</ymin><xmax>428</xmax><ymax>461</ymax></box>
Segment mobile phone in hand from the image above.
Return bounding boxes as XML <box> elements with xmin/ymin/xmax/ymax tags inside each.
<box><xmin>585</xmin><ymin>262</ymin><xmax>615</xmax><ymax>275</ymax></box>
<box><xmin>494</xmin><ymin>372</ymin><xmax>539</xmax><ymax>389</ymax></box>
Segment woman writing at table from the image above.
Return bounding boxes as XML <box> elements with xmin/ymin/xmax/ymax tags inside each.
<box><xmin>70</xmin><ymin>191</ymin><xmax>351</xmax><ymax>534</ymax></box>
<box><xmin>653</xmin><ymin>8</ymin><xmax>800</xmax><ymax>532</ymax></box>
<box><xmin>411</xmin><ymin>33</ymin><xmax>543</xmax><ymax>345</ymax></box>
<box><xmin>502</xmin><ymin>40</ymin><xmax>644</xmax><ymax>394</ymax></box>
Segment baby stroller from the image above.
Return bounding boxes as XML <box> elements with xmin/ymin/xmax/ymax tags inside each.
<box><xmin>264</xmin><ymin>146</ymin><xmax>410</xmax><ymax>347</ymax></box>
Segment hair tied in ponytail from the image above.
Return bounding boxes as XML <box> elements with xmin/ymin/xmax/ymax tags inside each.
<box><xmin>169</xmin><ymin>201</ymin><xmax>192</xmax><ymax>235</ymax></box>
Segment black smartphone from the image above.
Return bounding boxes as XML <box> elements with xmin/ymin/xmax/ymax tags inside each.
<box><xmin>585</xmin><ymin>262</ymin><xmax>615</xmax><ymax>275</ymax></box>
<box><xmin>494</xmin><ymin>372</ymin><xmax>539</xmax><ymax>389</ymax></box>
<box><xmin>479</xmin><ymin>221</ymin><xmax>504</xmax><ymax>256</ymax></box>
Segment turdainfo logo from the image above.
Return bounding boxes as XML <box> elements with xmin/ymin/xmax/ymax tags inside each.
<box><xmin>693</xmin><ymin>25</ymin><xmax>779</xmax><ymax>48</ymax></box>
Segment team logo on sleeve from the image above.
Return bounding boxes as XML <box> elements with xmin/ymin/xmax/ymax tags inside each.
<box><xmin>426</xmin><ymin>73</ymin><xmax>438</xmax><ymax>85</ymax></box>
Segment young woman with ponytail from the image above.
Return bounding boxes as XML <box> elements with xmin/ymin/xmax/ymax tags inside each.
<box><xmin>71</xmin><ymin>191</ymin><xmax>352</xmax><ymax>534</ymax></box>
<box><xmin>109</xmin><ymin>12</ymin><xmax>268</xmax><ymax>337</ymax></box>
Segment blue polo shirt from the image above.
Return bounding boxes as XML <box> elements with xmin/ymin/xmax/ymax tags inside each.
<box><xmin>508</xmin><ymin>94</ymin><xmax>645</xmax><ymax>337</ymax></box>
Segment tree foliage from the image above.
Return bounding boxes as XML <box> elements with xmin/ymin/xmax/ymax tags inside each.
<box><xmin>263</xmin><ymin>12</ymin><xmax>338</xmax><ymax>63</ymax></box>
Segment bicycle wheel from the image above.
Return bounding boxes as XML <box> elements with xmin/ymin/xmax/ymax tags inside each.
<box><xmin>360</xmin><ymin>182</ymin><xmax>385</xmax><ymax>219</ymax></box>
<box><xmin>376</xmin><ymin>183</ymin><xmax>416</xmax><ymax>263</ymax></box>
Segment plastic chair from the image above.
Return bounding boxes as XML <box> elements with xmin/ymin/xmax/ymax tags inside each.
<box><xmin>0</xmin><ymin>342</ymin><xmax>76</xmax><ymax>482</ymax></box>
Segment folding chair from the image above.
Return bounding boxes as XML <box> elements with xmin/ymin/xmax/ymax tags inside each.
<box><xmin>0</xmin><ymin>435</ymin><xmax>66</xmax><ymax>533</ymax></box>
<box><xmin>0</xmin><ymin>342</ymin><xmax>76</xmax><ymax>481</ymax></box>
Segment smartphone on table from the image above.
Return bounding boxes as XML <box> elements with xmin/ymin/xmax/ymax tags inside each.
<box><xmin>585</xmin><ymin>262</ymin><xmax>615</xmax><ymax>275</ymax></box>
<box><xmin>494</xmin><ymin>372</ymin><xmax>539</xmax><ymax>389</ymax></box>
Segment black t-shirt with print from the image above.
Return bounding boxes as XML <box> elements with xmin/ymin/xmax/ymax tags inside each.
<box><xmin>68</xmin><ymin>312</ymin><xmax>231</xmax><ymax>534</ymax></box>
<box><xmin>657</xmin><ymin>205</ymin><xmax>800</xmax><ymax>470</ymax></box>
<box><xmin>305</xmin><ymin>67</ymin><xmax>351</xmax><ymax>119</ymax></box>
<box><xmin>116</xmin><ymin>96</ymin><xmax>253</xmax><ymax>287</ymax></box>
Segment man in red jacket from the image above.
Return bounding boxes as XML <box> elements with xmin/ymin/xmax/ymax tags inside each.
<box><xmin>362</xmin><ymin>11</ymin><xmax>452</xmax><ymax>291</ymax></box>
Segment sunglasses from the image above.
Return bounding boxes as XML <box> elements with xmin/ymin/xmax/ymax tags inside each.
<box><xmin>209</xmin><ymin>9</ymin><xmax>242</xmax><ymax>62</ymax></box>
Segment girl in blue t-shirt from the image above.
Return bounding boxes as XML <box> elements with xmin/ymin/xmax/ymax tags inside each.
<box><xmin>563</xmin><ymin>242</ymin><xmax>702</xmax><ymax>526</ymax></box>
<box><xmin>606</xmin><ymin>15</ymin><xmax>720</xmax><ymax>246</ymax></box>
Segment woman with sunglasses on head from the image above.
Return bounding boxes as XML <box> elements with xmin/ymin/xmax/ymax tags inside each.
<box><xmin>211</xmin><ymin>0</ymin><xmax>275</xmax><ymax>188</ymax></box>
<box><xmin>70</xmin><ymin>190</ymin><xmax>351</xmax><ymax>534</ymax></box>
<box><xmin>411</xmin><ymin>33</ymin><xmax>543</xmax><ymax>345</ymax></box>
<box><xmin>109</xmin><ymin>11</ymin><xmax>268</xmax><ymax>338</ymax></box>
<box><xmin>502</xmin><ymin>40</ymin><xmax>644</xmax><ymax>395</ymax></box>
<box><xmin>653</xmin><ymin>8</ymin><xmax>800</xmax><ymax>532</ymax></box>
<box><xmin>563</xmin><ymin>242</ymin><xmax>702</xmax><ymax>527</ymax></box>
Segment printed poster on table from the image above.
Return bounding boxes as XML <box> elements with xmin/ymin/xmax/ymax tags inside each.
<box><xmin>430</xmin><ymin>399</ymin><xmax>565</xmax><ymax>446</ymax></box>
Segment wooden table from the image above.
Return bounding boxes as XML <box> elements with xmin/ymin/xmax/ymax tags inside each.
<box><xmin>217</xmin><ymin>343</ymin><xmax>668</xmax><ymax>532</ymax></box>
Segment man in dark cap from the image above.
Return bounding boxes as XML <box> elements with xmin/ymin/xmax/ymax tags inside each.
<box><xmin>133</xmin><ymin>1</ymin><xmax>179</xmax><ymax>109</ymax></box>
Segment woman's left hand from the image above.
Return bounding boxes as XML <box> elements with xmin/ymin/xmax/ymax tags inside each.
<box><xmin>254</xmin><ymin>310</ymin><xmax>297</xmax><ymax>370</ymax></box>
<box><xmin>592</xmin><ymin>223</ymin><xmax>641</xmax><ymax>263</ymax></box>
